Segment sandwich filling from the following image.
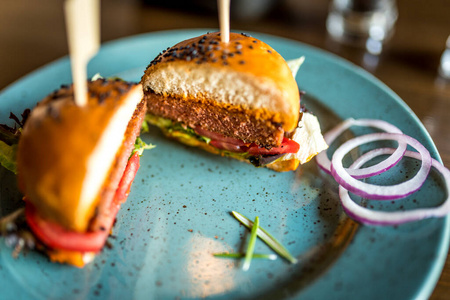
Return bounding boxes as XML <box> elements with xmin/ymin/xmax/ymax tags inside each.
<box><xmin>144</xmin><ymin>109</ymin><xmax>327</xmax><ymax>169</ymax></box>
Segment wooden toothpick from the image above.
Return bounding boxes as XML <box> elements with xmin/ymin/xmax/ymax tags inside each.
<box><xmin>64</xmin><ymin>0</ymin><xmax>100</xmax><ymax>106</ymax></box>
<box><xmin>218</xmin><ymin>0</ymin><xmax>230</xmax><ymax>43</ymax></box>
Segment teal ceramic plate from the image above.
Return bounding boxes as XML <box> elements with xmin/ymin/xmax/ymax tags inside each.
<box><xmin>0</xmin><ymin>29</ymin><xmax>448</xmax><ymax>300</ymax></box>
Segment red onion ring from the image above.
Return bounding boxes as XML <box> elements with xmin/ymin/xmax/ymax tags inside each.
<box><xmin>339</xmin><ymin>148</ymin><xmax>450</xmax><ymax>225</ymax></box>
<box><xmin>315</xmin><ymin>119</ymin><xmax>407</xmax><ymax>179</ymax></box>
<box><xmin>330</xmin><ymin>133</ymin><xmax>432</xmax><ymax>200</ymax></box>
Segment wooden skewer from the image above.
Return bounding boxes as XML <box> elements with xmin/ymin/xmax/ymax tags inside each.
<box><xmin>64</xmin><ymin>0</ymin><xmax>100</xmax><ymax>106</ymax></box>
<box><xmin>218</xmin><ymin>0</ymin><xmax>230</xmax><ymax>43</ymax></box>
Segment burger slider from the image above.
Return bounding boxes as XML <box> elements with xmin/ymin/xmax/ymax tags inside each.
<box><xmin>12</xmin><ymin>78</ymin><xmax>148</xmax><ymax>267</ymax></box>
<box><xmin>141</xmin><ymin>32</ymin><xmax>327</xmax><ymax>172</ymax></box>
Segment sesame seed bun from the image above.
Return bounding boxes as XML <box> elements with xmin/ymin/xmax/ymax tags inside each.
<box><xmin>17</xmin><ymin>79</ymin><xmax>144</xmax><ymax>232</ymax></box>
<box><xmin>141</xmin><ymin>32</ymin><xmax>300</xmax><ymax>144</ymax></box>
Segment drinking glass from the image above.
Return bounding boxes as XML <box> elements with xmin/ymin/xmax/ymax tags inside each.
<box><xmin>439</xmin><ymin>35</ymin><xmax>450</xmax><ymax>79</ymax></box>
<box><xmin>326</xmin><ymin>0</ymin><xmax>398</xmax><ymax>55</ymax></box>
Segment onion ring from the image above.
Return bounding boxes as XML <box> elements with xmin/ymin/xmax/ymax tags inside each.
<box><xmin>315</xmin><ymin>118</ymin><xmax>407</xmax><ymax>179</ymax></box>
<box><xmin>330</xmin><ymin>133</ymin><xmax>432</xmax><ymax>200</ymax></box>
<box><xmin>339</xmin><ymin>148</ymin><xmax>450</xmax><ymax>225</ymax></box>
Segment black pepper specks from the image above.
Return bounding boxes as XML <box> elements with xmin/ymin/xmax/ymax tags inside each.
<box><xmin>98</xmin><ymin>93</ymin><xmax>107</xmax><ymax>104</ymax></box>
<box><xmin>50</xmin><ymin>91</ymin><xmax>59</xmax><ymax>99</ymax></box>
<box><xmin>98</xmin><ymin>91</ymin><xmax>111</xmax><ymax>104</ymax></box>
<box><xmin>146</xmin><ymin>32</ymin><xmax>271</xmax><ymax>68</ymax></box>
<box><xmin>46</xmin><ymin>104</ymin><xmax>60</xmax><ymax>120</ymax></box>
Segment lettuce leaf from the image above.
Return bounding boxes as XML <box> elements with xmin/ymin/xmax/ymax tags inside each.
<box><xmin>132</xmin><ymin>137</ymin><xmax>156</xmax><ymax>157</ymax></box>
<box><xmin>282</xmin><ymin>112</ymin><xmax>328</xmax><ymax>164</ymax></box>
<box><xmin>0</xmin><ymin>111</ymin><xmax>27</xmax><ymax>174</ymax></box>
<box><xmin>0</xmin><ymin>140</ymin><xmax>17</xmax><ymax>174</ymax></box>
<box><xmin>144</xmin><ymin>114</ymin><xmax>211</xmax><ymax>144</ymax></box>
<box><xmin>287</xmin><ymin>56</ymin><xmax>305</xmax><ymax>79</ymax></box>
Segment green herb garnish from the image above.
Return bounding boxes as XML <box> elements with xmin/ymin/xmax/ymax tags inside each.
<box><xmin>232</xmin><ymin>211</ymin><xmax>298</xmax><ymax>264</ymax></box>
<box><xmin>243</xmin><ymin>216</ymin><xmax>259</xmax><ymax>271</ymax></box>
<box><xmin>213</xmin><ymin>253</ymin><xmax>277</xmax><ymax>260</ymax></box>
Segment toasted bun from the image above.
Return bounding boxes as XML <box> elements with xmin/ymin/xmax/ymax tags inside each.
<box><xmin>17</xmin><ymin>79</ymin><xmax>143</xmax><ymax>232</ymax></box>
<box><xmin>141</xmin><ymin>32</ymin><xmax>300</xmax><ymax>133</ymax></box>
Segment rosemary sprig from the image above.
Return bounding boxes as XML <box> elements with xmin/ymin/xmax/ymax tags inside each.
<box><xmin>242</xmin><ymin>216</ymin><xmax>259</xmax><ymax>271</ymax></box>
<box><xmin>232</xmin><ymin>211</ymin><xmax>298</xmax><ymax>264</ymax></box>
<box><xmin>213</xmin><ymin>253</ymin><xmax>277</xmax><ymax>260</ymax></box>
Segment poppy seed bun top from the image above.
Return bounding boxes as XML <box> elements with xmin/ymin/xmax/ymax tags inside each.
<box><xmin>141</xmin><ymin>32</ymin><xmax>300</xmax><ymax>133</ymax></box>
<box><xmin>17</xmin><ymin>79</ymin><xmax>143</xmax><ymax>232</ymax></box>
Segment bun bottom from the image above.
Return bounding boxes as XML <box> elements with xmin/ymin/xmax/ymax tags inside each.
<box><xmin>47</xmin><ymin>249</ymin><xmax>95</xmax><ymax>268</ymax></box>
<box><xmin>266</xmin><ymin>159</ymin><xmax>299</xmax><ymax>172</ymax></box>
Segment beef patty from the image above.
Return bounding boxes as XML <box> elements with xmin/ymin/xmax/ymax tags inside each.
<box><xmin>145</xmin><ymin>92</ymin><xmax>285</xmax><ymax>148</ymax></box>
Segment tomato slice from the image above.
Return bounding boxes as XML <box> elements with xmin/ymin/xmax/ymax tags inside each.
<box><xmin>25</xmin><ymin>202</ymin><xmax>108</xmax><ymax>252</ymax></box>
<box><xmin>114</xmin><ymin>152</ymin><xmax>140</xmax><ymax>204</ymax></box>
<box><xmin>194</xmin><ymin>127</ymin><xmax>299</xmax><ymax>156</ymax></box>
<box><xmin>209</xmin><ymin>140</ymin><xmax>248</xmax><ymax>153</ymax></box>
<box><xmin>25</xmin><ymin>152</ymin><xmax>141</xmax><ymax>252</ymax></box>
<box><xmin>247</xmin><ymin>137</ymin><xmax>300</xmax><ymax>155</ymax></box>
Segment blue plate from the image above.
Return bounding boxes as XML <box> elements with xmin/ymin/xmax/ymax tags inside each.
<box><xmin>0</xmin><ymin>29</ymin><xmax>448</xmax><ymax>300</ymax></box>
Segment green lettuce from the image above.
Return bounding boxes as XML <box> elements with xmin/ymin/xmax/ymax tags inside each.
<box><xmin>132</xmin><ymin>137</ymin><xmax>156</xmax><ymax>157</ymax></box>
<box><xmin>0</xmin><ymin>140</ymin><xmax>17</xmax><ymax>174</ymax></box>
<box><xmin>144</xmin><ymin>114</ymin><xmax>211</xmax><ymax>144</ymax></box>
<box><xmin>0</xmin><ymin>112</ymin><xmax>25</xmax><ymax>174</ymax></box>
<box><xmin>287</xmin><ymin>56</ymin><xmax>305</xmax><ymax>78</ymax></box>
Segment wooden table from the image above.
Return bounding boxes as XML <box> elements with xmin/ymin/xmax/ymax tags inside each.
<box><xmin>0</xmin><ymin>0</ymin><xmax>449</xmax><ymax>298</ymax></box>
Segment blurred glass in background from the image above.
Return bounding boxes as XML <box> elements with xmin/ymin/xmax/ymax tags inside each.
<box><xmin>326</xmin><ymin>0</ymin><xmax>398</xmax><ymax>55</ymax></box>
<box><xmin>439</xmin><ymin>36</ymin><xmax>450</xmax><ymax>80</ymax></box>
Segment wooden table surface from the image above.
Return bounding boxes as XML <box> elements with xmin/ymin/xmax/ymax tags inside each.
<box><xmin>1</xmin><ymin>0</ymin><xmax>449</xmax><ymax>298</ymax></box>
